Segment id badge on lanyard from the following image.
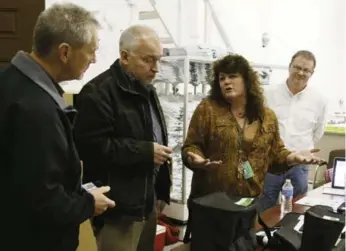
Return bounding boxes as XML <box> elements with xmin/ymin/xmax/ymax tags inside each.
<box><xmin>238</xmin><ymin>160</ymin><xmax>254</xmax><ymax>179</ymax></box>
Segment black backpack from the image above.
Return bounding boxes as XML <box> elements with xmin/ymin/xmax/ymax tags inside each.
<box><xmin>257</xmin><ymin>205</ymin><xmax>345</xmax><ymax>251</ymax></box>
<box><xmin>184</xmin><ymin>192</ymin><xmax>258</xmax><ymax>251</ymax></box>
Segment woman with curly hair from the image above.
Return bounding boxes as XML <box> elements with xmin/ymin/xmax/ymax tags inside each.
<box><xmin>181</xmin><ymin>54</ymin><xmax>323</xmax><ymax>201</ymax></box>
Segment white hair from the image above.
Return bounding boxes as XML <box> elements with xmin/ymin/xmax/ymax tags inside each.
<box><xmin>119</xmin><ymin>25</ymin><xmax>160</xmax><ymax>52</ymax></box>
<box><xmin>32</xmin><ymin>3</ymin><xmax>100</xmax><ymax>56</ymax></box>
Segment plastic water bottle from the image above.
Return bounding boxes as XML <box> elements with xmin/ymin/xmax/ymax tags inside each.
<box><xmin>281</xmin><ymin>179</ymin><xmax>293</xmax><ymax>215</ymax></box>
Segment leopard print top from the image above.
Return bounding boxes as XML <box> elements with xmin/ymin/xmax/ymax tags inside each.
<box><xmin>182</xmin><ymin>98</ymin><xmax>292</xmax><ymax>199</ymax></box>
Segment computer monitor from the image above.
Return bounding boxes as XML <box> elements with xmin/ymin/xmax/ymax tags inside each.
<box><xmin>332</xmin><ymin>157</ymin><xmax>346</xmax><ymax>189</ymax></box>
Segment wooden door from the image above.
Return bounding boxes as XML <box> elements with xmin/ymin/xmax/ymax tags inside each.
<box><xmin>0</xmin><ymin>0</ymin><xmax>45</xmax><ymax>67</ymax></box>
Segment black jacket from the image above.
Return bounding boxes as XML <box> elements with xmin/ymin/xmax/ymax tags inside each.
<box><xmin>74</xmin><ymin>59</ymin><xmax>171</xmax><ymax>220</ymax></box>
<box><xmin>0</xmin><ymin>54</ymin><xmax>94</xmax><ymax>251</ymax></box>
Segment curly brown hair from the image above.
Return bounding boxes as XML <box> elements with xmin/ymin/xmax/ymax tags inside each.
<box><xmin>209</xmin><ymin>54</ymin><xmax>265</xmax><ymax>123</ymax></box>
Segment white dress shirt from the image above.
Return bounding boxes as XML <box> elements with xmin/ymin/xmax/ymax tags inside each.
<box><xmin>265</xmin><ymin>83</ymin><xmax>328</xmax><ymax>151</ymax></box>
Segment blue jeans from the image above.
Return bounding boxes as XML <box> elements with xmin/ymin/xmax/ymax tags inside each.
<box><xmin>257</xmin><ymin>165</ymin><xmax>309</xmax><ymax>212</ymax></box>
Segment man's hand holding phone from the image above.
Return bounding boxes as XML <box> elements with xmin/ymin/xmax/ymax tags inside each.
<box><xmin>88</xmin><ymin>186</ymin><xmax>116</xmax><ymax>216</ymax></box>
<box><xmin>153</xmin><ymin>142</ymin><xmax>172</xmax><ymax>166</ymax></box>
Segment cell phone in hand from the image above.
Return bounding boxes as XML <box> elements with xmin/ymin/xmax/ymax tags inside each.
<box><xmin>82</xmin><ymin>182</ymin><xmax>97</xmax><ymax>192</ymax></box>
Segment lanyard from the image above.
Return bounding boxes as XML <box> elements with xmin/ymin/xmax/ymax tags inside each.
<box><xmin>233</xmin><ymin>115</ymin><xmax>248</xmax><ymax>178</ymax></box>
<box><xmin>231</xmin><ymin>112</ymin><xmax>248</xmax><ymax>166</ymax></box>
<box><xmin>234</xmin><ymin>117</ymin><xmax>247</xmax><ymax>151</ymax></box>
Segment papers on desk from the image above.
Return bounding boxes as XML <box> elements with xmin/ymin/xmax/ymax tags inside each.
<box><xmin>292</xmin><ymin>215</ymin><xmax>305</xmax><ymax>233</ymax></box>
<box><xmin>295</xmin><ymin>196</ymin><xmax>345</xmax><ymax>211</ymax></box>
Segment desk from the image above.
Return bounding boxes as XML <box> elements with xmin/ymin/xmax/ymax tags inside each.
<box><xmin>255</xmin><ymin>184</ymin><xmax>342</xmax><ymax>230</ymax></box>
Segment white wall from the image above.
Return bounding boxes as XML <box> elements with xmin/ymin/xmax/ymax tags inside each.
<box><xmin>46</xmin><ymin>0</ymin><xmax>202</xmax><ymax>92</ymax></box>
<box><xmin>46</xmin><ymin>0</ymin><xmax>345</xmax><ymax>115</ymax></box>
<box><xmin>203</xmin><ymin>0</ymin><xmax>346</xmax><ymax>113</ymax></box>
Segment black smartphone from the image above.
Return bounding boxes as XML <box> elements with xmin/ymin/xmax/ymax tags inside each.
<box><xmin>337</xmin><ymin>202</ymin><xmax>345</xmax><ymax>214</ymax></box>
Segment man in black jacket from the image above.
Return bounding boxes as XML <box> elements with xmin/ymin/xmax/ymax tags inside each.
<box><xmin>0</xmin><ymin>3</ymin><xmax>115</xmax><ymax>251</ymax></box>
<box><xmin>74</xmin><ymin>25</ymin><xmax>172</xmax><ymax>251</ymax></box>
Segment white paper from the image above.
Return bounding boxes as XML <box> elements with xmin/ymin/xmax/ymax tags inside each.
<box><xmin>293</xmin><ymin>219</ymin><xmax>304</xmax><ymax>233</ymax></box>
<box><xmin>295</xmin><ymin>196</ymin><xmax>344</xmax><ymax>211</ymax></box>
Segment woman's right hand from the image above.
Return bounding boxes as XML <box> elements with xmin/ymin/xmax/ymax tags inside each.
<box><xmin>186</xmin><ymin>152</ymin><xmax>222</xmax><ymax>170</ymax></box>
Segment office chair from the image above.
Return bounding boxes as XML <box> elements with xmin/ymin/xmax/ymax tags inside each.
<box><xmin>312</xmin><ymin>149</ymin><xmax>345</xmax><ymax>189</ymax></box>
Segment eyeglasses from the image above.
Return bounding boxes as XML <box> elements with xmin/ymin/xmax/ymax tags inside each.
<box><xmin>292</xmin><ymin>65</ymin><xmax>313</xmax><ymax>75</ymax></box>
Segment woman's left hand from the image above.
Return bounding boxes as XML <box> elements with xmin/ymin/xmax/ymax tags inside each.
<box><xmin>287</xmin><ymin>149</ymin><xmax>326</xmax><ymax>165</ymax></box>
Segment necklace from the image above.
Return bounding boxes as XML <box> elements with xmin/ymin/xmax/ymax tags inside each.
<box><xmin>232</xmin><ymin>109</ymin><xmax>245</xmax><ymax>118</ymax></box>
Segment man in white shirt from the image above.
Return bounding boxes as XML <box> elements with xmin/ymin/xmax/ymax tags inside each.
<box><xmin>259</xmin><ymin>50</ymin><xmax>328</xmax><ymax>211</ymax></box>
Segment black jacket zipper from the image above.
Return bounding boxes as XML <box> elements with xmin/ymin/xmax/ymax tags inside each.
<box><xmin>141</xmin><ymin>103</ymin><xmax>149</xmax><ymax>220</ymax></box>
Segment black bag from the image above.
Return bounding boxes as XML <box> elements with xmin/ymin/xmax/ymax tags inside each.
<box><xmin>257</xmin><ymin>212</ymin><xmax>302</xmax><ymax>251</ymax></box>
<box><xmin>300</xmin><ymin>205</ymin><xmax>345</xmax><ymax>251</ymax></box>
<box><xmin>257</xmin><ymin>205</ymin><xmax>345</xmax><ymax>251</ymax></box>
<box><xmin>184</xmin><ymin>192</ymin><xmax>258</xmax><ymax>251</ymax></box>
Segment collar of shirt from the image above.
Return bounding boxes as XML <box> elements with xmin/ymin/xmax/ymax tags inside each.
<box><xmin>11</xmin><ymin>51</ymin><xmax>67</xmax><ymax>109</ymax></box>
<box><xmin>119</xmin><ymin>64</ymin><xmax>155</xmax><ymax>95</ymax></box>
<box><xmin>284</xmin><ymin>81</ymin><xmax>309</xmax><ymax>99</ymax></box>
